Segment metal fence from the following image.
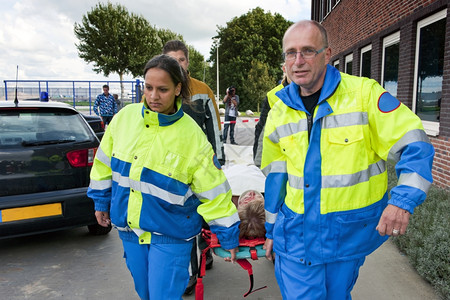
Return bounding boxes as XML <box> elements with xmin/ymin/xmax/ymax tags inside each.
<box><xmin>2</xmin><ymin>79</ymin><xmax>143</xmax><ymax>115</ymax></box>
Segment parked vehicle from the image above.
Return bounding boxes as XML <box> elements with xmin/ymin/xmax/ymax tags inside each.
<box><xmin>0</xmin><ymin>100</ymin><xmax>111</xmax><ymax>238</ymax></box>
<box><xmin>82</xmin><ymin>114</ymin><xmax>105</xmax><ymax>140</ymax></box>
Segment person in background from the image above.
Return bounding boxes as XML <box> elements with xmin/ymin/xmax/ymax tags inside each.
<box><xmin>113</xmin><ymin>93</ymin><xmax>122</xmax><ymax>112</ymax></box>
<box><xmin>253</xmin><ymin>64</ymin><xmax>290</xmax><ymax>167</ymax></box>
<box><xmin>261</xmin><ymin>20</ymin><xmax>434</xmax><ymax>299</ymax></box>
<box><xmin>162</xmin><ymin>40</ymin><xmax>225</xmax><ymax>295</ymax></box>
<box><xmin>93</xmin><ymin>84</ymin><xmax>117</xmax><ymax>125</ymax></box>
<box><xmin>87</xmin><ymin>54</ymin><xmax>239</xmax><ymax>300</ymax></box>
<box><xmin>222</xmin><ymin>86</ymin><xmax>240</xmax><ymax>145</ymax></box>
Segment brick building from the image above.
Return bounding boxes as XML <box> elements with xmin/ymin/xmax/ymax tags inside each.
<box><xmin>311</xmin><ymin>0</ymin><xmax>449</xmax><ymax>189</ymax></box>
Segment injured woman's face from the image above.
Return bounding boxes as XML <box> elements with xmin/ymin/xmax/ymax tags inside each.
<box><xmin>238</xmin><ymin>190</ymin><xmax>266</xmax><ymax>239</ymax></box>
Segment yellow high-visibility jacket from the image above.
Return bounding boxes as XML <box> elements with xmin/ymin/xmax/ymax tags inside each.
<box><xmin>261</xmin><ymin>65</ymin><xmax>434</xmax><ymax>265</ymax></box>
<box><xmin>88</xmin><ymin>99</ymin><xmax>239</xmax><ymax>249</ymax></box>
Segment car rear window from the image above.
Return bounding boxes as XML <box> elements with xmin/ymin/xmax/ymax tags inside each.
<box><xmin>0</xmin><ymin>108</ymin><xmax>94</xmax><ymax>147</ymax></box>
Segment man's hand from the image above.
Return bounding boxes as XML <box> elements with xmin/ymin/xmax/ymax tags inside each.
<box><xmin>224</xmin><ymin>247</ymin><xmax>239</xmax><ymax>263</ymax></box>
<box><xmin>376</xmin><ymin>204</ymin><xmax>410</xmax><ymax>236</ymax></box>
<box><xmin>95</xmin><ymin>211</ymin><xmax>111</xmax><ymax>227</ymax></box>
<box><xmin>263</xmin><ymin>238</ymin><xmax>274</xmax><ymax>261</ymax></box>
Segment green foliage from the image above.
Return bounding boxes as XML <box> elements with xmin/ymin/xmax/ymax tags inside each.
<box><xmin>246</xmin><ymin>60</ymin><xmax>275</xmax><ymax>112</ymax></box>
<box><xmin>208</xmin><ymin>7</ymin><xmax>293</xmax><ymax>106</ymax></box>
<box><xmin>157</xmin><ymin>28</ymin><xmax>184</xmax><ymax>47</ymax></box>
<box><xmin>74</xmin><ymin>3</ymin><xmax>209</xmax><ymax>97</ymax></box>
<box><xmin>188</xmin><ymin>46</ymin><xmax>208</xmax><ymax>82</ymax></box>
<box><xmin>387</xmin><ymin>165</ymin><xmax>450</xmax><ymax>299</ymax></box>
<box><xmin>74</xmin><ymin>2</ymin><xmax>160</xmax><ymax>80</ymax></box>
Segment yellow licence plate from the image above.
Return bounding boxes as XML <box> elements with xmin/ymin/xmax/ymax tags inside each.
<box><xmin>1</xmin><ymin>203</ymin><xmax>62</xmax><ymax>223</ymax></box>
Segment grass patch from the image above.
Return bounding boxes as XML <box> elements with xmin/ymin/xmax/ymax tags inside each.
<box><xmin>387</xmin><ymin>164</ymin><xmax>449</xmax><ymax>299</ymax></box>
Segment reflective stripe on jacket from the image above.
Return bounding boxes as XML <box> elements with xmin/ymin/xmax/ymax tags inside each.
<box><xmin>184</xmin><ymin>77</ymin><xmax>224</xmax><ymax>164</ymax></box>
<box><xmin>87</xmin><ymin>99</ymin><xmax>239</xmax><ymax>249</ymax></box>
<box><xmin>261</xmin><ymin>65</ymin><xmax>434</xmax><ymax>265</ymax></box>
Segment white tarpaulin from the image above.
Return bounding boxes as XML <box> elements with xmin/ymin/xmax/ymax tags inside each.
<box><xmin>222</xmin><ymin>144</ymin><xmax>266</xmax><ymax>196</ymax></box>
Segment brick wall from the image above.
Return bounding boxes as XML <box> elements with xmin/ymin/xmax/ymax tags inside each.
<box><xmin>323</xmin><ymin>0</ymin><xmax>438</xmax><ymax>54</ymax></box>
<box><xmin>319</xmin><ymin>0</ymin><xmax>449</xmax><ymax>189</ymax></box>
<box><xmin>431</xmin><ymin>136</ymin><xmax>450</xmax><ymax>189</ymax></box>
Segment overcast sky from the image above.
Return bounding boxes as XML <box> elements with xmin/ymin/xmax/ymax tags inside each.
<box><xmin>0</xmin><ymin>0</ymin><xmax>310</xmax><ymax>82</ymax></box>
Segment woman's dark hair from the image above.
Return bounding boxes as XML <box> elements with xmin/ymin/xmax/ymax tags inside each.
<box><xmin>143</xmin><ymin>54</ymin><xmax>190</xmax><ymax>102</ymax></box>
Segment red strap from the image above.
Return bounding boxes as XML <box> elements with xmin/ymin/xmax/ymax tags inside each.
<box><xmin>250</xmin><ymin>248</ymin><xmax>258</xmax><ymax>260</ymax></box>
<box><xmin>195</xmin><ymin>277</ymin><xmax>204</xmax><ymax>300</ymax></box>
<box><xmin>236</xmin><ymin>259</ymin><xmax>267</xmax><ymax>297</ymax></box>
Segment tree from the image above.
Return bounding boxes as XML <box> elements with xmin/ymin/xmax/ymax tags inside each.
<box><xmin>144</xmin><ymin>29</ymin><xmax>207</xmax><ymax>84</ymax></box>
<box><xmin>208</xmin><ymin>7</ymin><xmax>292</xmax><ymax>107</ymax></box>
<box><xmin>246</xmin><ymin>60</ymin><xmax>275</xmax><ymax>112</ymax></box>
<box><xmin>74</xmin><ymin>2</ymin><xmax>160</xmax><ymax>98</ymax></box>
<box><xmin>188</xmin><ymin>46</ymin><xmax>208</xmax><ymax>82</ymax></box>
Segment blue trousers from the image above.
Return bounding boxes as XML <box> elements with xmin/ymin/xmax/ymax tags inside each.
<box><xmin>274</xmin><ymin>255</ymin><xmax>365</xmax><ymax>300</ymax></box>
<box><xmin>122</xmin><ymin>239</ymin><xmax>193</xmax><ymax>300</ymax></box>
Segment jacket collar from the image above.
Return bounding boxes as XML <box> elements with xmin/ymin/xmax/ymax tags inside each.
<box><xmin>141</xmin><ymin>97</ymin><xmax>184</xmax><ymax>127</ymax></box>
<box><xmin>276</xmin><ymin>64</ymin><xmax>341</xmax><ymax>111</ymax></box>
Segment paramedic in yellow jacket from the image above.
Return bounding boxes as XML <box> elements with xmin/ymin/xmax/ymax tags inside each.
<box><xmin>87</xmin><ymin>54</ymin><xmax>239</xmax><ymax>300</ymax></box>
<box><xmin>261</xmin><ymin>20</ymin><xmax>435</xmax><ymax>299</ymax></box>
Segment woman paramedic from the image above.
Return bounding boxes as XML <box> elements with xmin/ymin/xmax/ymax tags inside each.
<box><xmin>87</xmin><ymin>54</ymin><xmax>240</xmax><ymax>300</ymax></box>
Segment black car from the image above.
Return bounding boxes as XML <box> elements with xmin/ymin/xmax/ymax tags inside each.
<box><xmin>82</xmin><ymin>113</ymin><xmax>105</xmax><ymax>140</ymax></box>
<box><xmin>0</xmin><ymin>100</ymin><xmax>111</xmax><ymax>238</ymax></box>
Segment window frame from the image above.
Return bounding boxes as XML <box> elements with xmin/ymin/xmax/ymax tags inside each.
<box><xmin>360</xmin><ymin>44</ymin><xmax>372</xmax><ymax>77</ymax></box>
<box><xmin>412</xmin><ymin>9</ymin><xmax>447</xmax><ymax>136</ymax></box>
<box><xmin>345</xmin><ymin>53</ymin><xmax>353</xmax><ymax>75</ymax></box>
<box><xmin>381</xmin><ymin>31</ymin><xmax>400</xmax><ymax>92</ymax></box>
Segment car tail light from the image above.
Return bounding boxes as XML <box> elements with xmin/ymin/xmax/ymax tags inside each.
<box><xmin>67</xmin><ymin>148</ymin><xmax>97</xmax><ymax>167</ymax></box>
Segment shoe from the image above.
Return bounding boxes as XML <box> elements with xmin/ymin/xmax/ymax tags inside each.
<box><xmin>205</xmin><ymin>249</ymin><xmax>214</xmax><ymax>270</ymax></box>
<box><xmin>184</xmin><ymin>275</ymin><xmax>197</xmax><ymax>295</ymax></box>
<box><xmin>231</xmin><ymin>141</ymin><xmax>238</xmax><ymax>145</ymax></box>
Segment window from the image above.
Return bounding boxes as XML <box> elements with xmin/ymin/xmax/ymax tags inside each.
<box><xmin>381</xmin><ymin>32</ymin><xmax>400</xmax><ymax>97</ymax></box>
<box><xmin>345</xmin><ymin>54</ymin><xmax>353</xmax><ymax>75</ymax></box>
<box><xmin>333</xmin><ymin>59</ymin><xmax>340</xmax><ymax>71</ymax></box>
<box><xmin>360</xmin><ymin>45</ymin><xmax>372</xmax><ymax>78</ymax></box>
<box><xmin>413</xmin><ymin>9</ymin><xmax>446</xmax><ymax>136</ymax></box>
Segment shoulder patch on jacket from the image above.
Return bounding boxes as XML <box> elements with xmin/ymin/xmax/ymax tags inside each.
<box><xmin>212</xmin><ymin>154</ymin><xmax>222</xmax><ymax>170</ymax></box>
<box><xmin>378</xmin><ymin>92</ymin><xmax>401</xmax><ymax>113</ymax></box>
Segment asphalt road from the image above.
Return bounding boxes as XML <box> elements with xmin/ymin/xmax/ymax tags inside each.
<box><xmin>0</xmin><ymin>117</ymin><xmax>441</xmax><ymax>300</ymax></box>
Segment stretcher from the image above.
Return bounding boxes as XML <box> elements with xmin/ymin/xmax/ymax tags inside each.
<box><xmin>195</xmin><ymin>229</ymin><xmax>267</xmax><ymax>299</ymax></box>
<box><xmin>195</xmin><ymin>145</ymin><xmax>268</xmax><ymax>299</ymax></box>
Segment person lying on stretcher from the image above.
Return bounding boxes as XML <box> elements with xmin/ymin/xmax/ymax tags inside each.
<box><xmin>237</xmin><ymin>190</ymin><xmax>266</xmax><ymax>240</ymax></box>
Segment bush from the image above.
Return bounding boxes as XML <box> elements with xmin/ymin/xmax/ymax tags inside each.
<box><xmin>388</xmin><ymin>164</ymin><xmax>450</xmax><ymax>299</ymax></box>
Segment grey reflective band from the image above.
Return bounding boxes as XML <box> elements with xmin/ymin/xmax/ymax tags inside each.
<box><xmin>96</xmin><ymin>146</ymin><xmax>111</xmax><ymax>168</ymax></box>
<box><xmin>265</xmin><ymin>210</ymin><xmax>278</xmax><ymax>224</ymax></box>
<box><xmin>322</xmin><ymin>112</ymin><xmax>368</xmax><ymax>129</ymax></box>
<box><xmin>113</xmin><ymin>224</ymin><xmax>133</xmax><ymax>232</ymax></box>
<box><xmin>113</xmin><ymin>171</ymin><xmax>131</xmax><ymax>188</ymax></box>
<box><xmin>288</xmin><ymin>173</ymin><xmax>304</xmax><ymax>189</ymax></box>
<box><xmin>322</xmin><ymin>160</ymin><xmax>386</xmax><ymax>188</ymax></box>
<box><xmin>89</xmin><ymin>178</ymin><xmax>112</xmax><ymax>190</ymax></box>
<box><xmin>131</xmin><ymin>179</ymin><xmax>188</xmax><ymax>205</ymax></box>
<box><xmin>268</xmin><ymin>119</ymin><xmax>308</xmax><ymax>144</ymax></box>
<box><xmin>262</xmin><ymin>160</ymin><xmax>287</xmax><ymax>176</ymax></box>
<box><xmin>388</xmin><ymin>129</ymin><xmax>430</xmax><ymax>164</ymax></box>
<box><xmin>208</xmin><ymin>212</ymin><xmax>240</xmax><ymax>228</ymax></box>
<box><xmin>196</xmin><ymin>180</ymin><xmax>231</xmax><ymax>201</ymax></box>
<box><xmin>398</xmin><ymin>172</ymin><xmax>431</xmax><ymax>194</ymax></box>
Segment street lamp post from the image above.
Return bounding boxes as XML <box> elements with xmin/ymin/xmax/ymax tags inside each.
<box><xmin>216</xmin><ymin>43</ymin><xmax>219</xmax><ymax>101</ymax></box>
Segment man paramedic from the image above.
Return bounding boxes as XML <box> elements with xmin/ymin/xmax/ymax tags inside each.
<box><xmin>261</xmin><ymin>20</ymin><xmax>434</xmax><ymax>299</ymax></box>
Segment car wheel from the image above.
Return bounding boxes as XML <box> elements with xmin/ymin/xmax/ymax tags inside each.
<box><xmin>88</xmin><ymin>223</ymin><xmax>112</xmax><ymax>235</ymax></box>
